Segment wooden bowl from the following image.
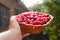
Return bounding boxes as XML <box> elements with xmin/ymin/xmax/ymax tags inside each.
<box><xmin>19</xmin><ymin>14</ymin><xmax>53</xmax><ymax>34</ymax></box>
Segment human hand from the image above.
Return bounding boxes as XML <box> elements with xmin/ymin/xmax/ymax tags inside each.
<box><xmin>9</xmin><ymin>16</ymin><xmax>30</xmax><ymax>40</ymax></box>
<box><xmin>0</xmin><ymin>16</ymin><xmax>30</xmax><ymax>40</ymax></box>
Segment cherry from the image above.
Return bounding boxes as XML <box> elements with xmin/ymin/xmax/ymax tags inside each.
<box><xmin>34</xmin><ymin>11</ymin><xmax>39</xmax><ymax>15</ymax></box>
<box><xmin>43</xmin><ymin>14</ymin><xmax>49</xmax><ymax>17</ymax></box>
<box><xmin>37</xmin><ymin>21</ymin><xmax>44</xmax><ymax>25</ymax></box>
<box><xmin>30</xmin><ymin>22</ymin><xmax>34</xmax><ymax>25</ymax></box>
<box><xmin>34</xmin><ymin>21</ymin><xmax>38</xmax><ymax>25</ymax></box>
<box><xmin>16</xmin><ymin>11</ymin><xmax>51</xmax><ymax>25</ymax></box>
<box><xmin>47</xmin><ymin>17</ymin><xmax>51</xmax><ymax>21</ymax></box>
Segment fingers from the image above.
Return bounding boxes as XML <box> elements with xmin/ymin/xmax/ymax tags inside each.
<box><xmin>10</xmin><ymin>16</ymin><xmax>16</xmax><ymax>21</ymax></box>
<box><xmin>22</xmin><ymin>33</ymin><xmax>30</xmax><ymax>37</ymax></box>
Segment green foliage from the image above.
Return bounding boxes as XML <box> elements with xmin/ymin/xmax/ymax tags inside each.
<box><xmin>29</xmin><ymin>4</ymin><xmax>42</xmax><ymax>11</ymax></box>
<box><xmin>41</xmin><ymin>4</ymin><xmax>49</xmax><ymax>13</ymax></box>
<box><xmin>42</xmin><ymin>0</ymin><xmax>60</xmax><ymax>40</ymax></box>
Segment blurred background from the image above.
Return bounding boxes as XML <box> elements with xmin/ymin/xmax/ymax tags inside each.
<box><xmin>0</xmin><ymin>0</ymin><xmax>60</xmax><ymax>40</ymax></box>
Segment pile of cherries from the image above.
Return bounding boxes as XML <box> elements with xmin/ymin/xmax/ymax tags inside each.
<box><xmin>16</xmin><ymin>11</ymin><xmax>51</xmax><ymax>25</ymax></box>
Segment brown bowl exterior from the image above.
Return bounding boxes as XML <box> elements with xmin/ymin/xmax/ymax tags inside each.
<box><xmin>20</xmin><ymin>23</ymin><xmax>45</xmax><ymax>34</ymax></box>
<box><xmin>19</xmin><ymin>14</ymin><xmax>53</xmax><ymax>34</ymax></box>
<box><xmin>17</xmin><ymin>13</ymin><xmax>54</xmax><ymax>34</ymax></box>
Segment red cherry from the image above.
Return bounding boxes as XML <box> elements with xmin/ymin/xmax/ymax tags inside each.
<box><xmin>39</xmin><ymin>18</ymin><xmax>43</xmax><ymax>21</ymax></box>
<box><xmin>37</xmin><ymin>21</ymin><xmax>44</xmax><ymax>25</ymax></box>
<box><xmin>47</xmin><ymin>17</ymin><xmax>51</xmax><ymax>21</ymax></box>
<box><xmin>16</xmin><ymin>11</ymin><xmax>51</xmax><ymax>25</ymax></box>
<box><xmin>34</xmin><ymin>11</ymin><xmax>39</xmax><ymax>15</ymax></box>
<box><xmin>17</xmin><ymin>19</ymin><xmax>22</xmax><ymax>22</ymax></box>
<box><xmin>34</xmin><ymin>21</ymin><xmax>38</xmax><ymax>25</ymax></box>
<box><xmin>38</xmin><ymin>15</ymin><xmax>42</xmax><ymax>17</ymax></box>
<box><xmin>43</xmin><ymin>14</ymin><xmax>49</xmax><ymax>17</ymax></box>
<box><xmin>42</xmin><ymin>17</ymin><xmax>48</xmax><ymax>24</ymax></box>
<box><xmin>30</xmin><ymin>22</ymin><xmax>34</xmax><ymax>25</ymax></box>
<box><xmin>24</xmin><ymin>21</ymin><xmax>28</xmax><ymax>24</ymax></box>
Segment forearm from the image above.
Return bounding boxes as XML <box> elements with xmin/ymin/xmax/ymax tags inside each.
<box><xmin>0</xmin><ymin>29</ymin><xmax>22</xmax><ymax>40</ymax></box>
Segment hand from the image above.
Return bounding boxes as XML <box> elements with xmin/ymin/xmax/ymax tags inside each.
<box><xmin>0</xmin><ymin>16</ymin><xmax>30</xmax><ymax>40</ymax></box>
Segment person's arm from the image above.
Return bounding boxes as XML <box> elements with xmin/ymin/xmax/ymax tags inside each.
<box><xmin>0</xmin><ymin>16</ymin><xmax>30</xmax><ymax>40</ymax></box>
<box><xmin>0</xmin><ymin>16</ymin><xmax>22</xmax><ymax>40</ymax></box>
<box><xmin>0</xmin><ymin>29</ymin><xmax>21</xmax><ymax>40</ymax></box>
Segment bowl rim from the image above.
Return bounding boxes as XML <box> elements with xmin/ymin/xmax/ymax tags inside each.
<box><xmin>19</xmin><ymin>13</ymin><xmax>54</xmax><ymax>27</ymax></box>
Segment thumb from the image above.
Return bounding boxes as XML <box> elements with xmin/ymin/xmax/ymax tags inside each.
<box><xmin>22</xmin><ymin>33</ymin><xmax>30</xmax><ymax>38</ymax></box>
<box><xmin>9</xmin><ymin>16</ymin><xmax>20</xmax><ymax>29</ymax></box>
